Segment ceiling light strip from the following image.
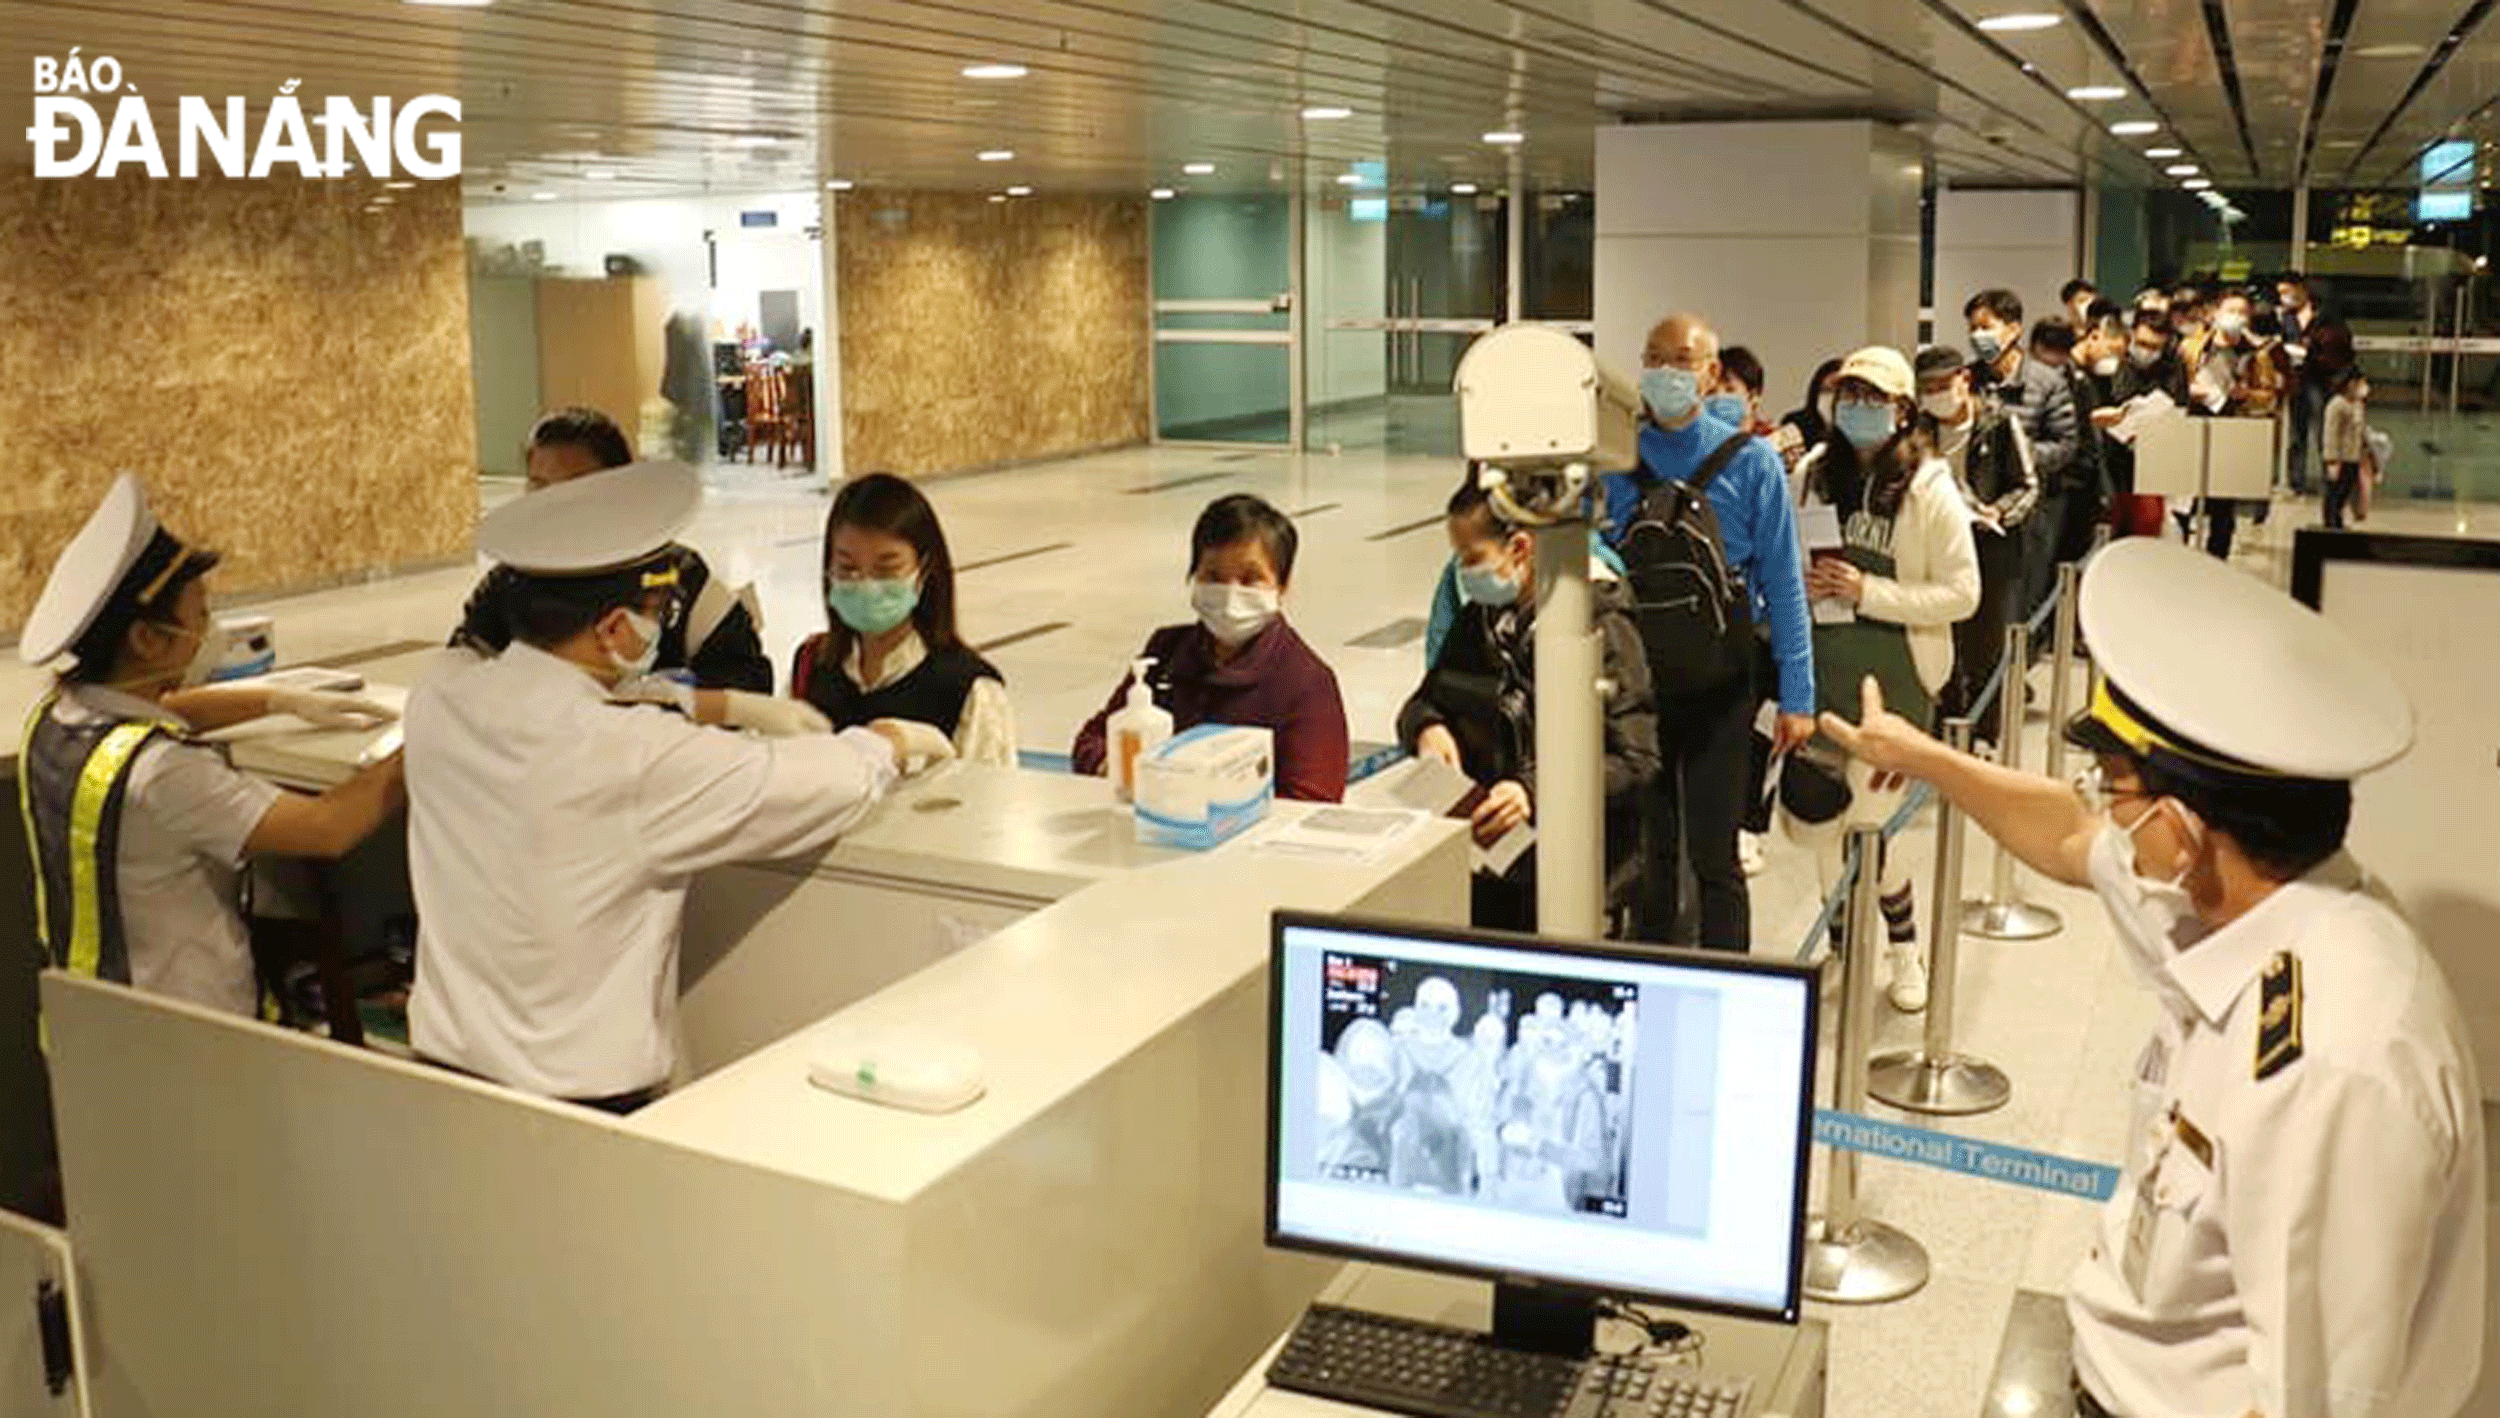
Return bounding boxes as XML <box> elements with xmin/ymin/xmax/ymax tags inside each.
<box><xmin>2346</xmin><ymin>0</ymin><xmax>2500</xmax><ymax>187</ymax></box>
<box><xmin>1894</xmin><ymin>0</ymin><xmax>2189</xmax><ymax>187</ymax></box>
<box><xmin>2050</xmin><ymin>0</ymin><xmax>2225</xmax><ymax>185</ymax></box>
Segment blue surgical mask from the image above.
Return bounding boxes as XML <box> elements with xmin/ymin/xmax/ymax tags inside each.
<box><xmin>1641</xmin><ymin>366</ymin><xmax>1701</xmax><ymax>423</ymax></box>
<box><xmin>827</xmin><ymin>577</ymin><xmax>920</xmax><ymax>636</ymax></box>
<box><xmin>1456</xmin><ymin>557</ymin><xmax>1522</xmax><ymax>608</ymax></box>
<box><xmin>1702</xmin><ymin>392</ymin><xmax>1751</xmax><ymax>428</ymax></box>
<box><xmin>1971</xmin><ymin>327</ymin><xmax>2005</xmax><ymax>361</ymax></box>
<box><xmin>1834</xmin><ymin>400</ymin><xmax>1898</xmax><ymax>451</ymax></box>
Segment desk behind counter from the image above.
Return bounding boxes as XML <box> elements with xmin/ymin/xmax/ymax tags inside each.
<box><xmin>42</xmin><ymin>782</ymin><xmax>1468</xmax><ymax>1418</ymax></box>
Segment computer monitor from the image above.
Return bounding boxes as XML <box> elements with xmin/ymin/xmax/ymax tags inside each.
<box><xmin>1266</xmin><ymin>911</ymin><xmax>1819</xmax><ymax>1340</ymax></box>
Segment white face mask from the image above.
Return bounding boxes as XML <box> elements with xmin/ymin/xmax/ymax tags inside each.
<box><xmin>607</xmin><ymin>609</ymin><xmax>664</xmax><ymax>678</ymax></box>
<box><xmin>2093</xmin><ymin>354</ymin><xmax>2122</xmax><ymax>377</ymax></box>
<box><xmin>1192</xmin><ymin>582</ymin><xmax>1281</xmax><ymax>647</ymax></box>
<box><xmin>2086</xmin><ymin>802</ymin><xmax>2207</xmax><ymax>1016</ymax></box>
<box><xmin>1919</xmin><ymin>390</ymin><xmax>1963</xmax><ymax>421</ymax></box>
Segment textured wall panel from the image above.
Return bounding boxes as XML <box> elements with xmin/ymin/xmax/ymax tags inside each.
<box><xmin>838</xmin><ymin>193</ymin><xmax>1148</xmax><ymax>477</ymax></box>
<box><xmin>0</xmin><ymin>174</ymin><xmax>477</xmax><ymax>635</ymax></box>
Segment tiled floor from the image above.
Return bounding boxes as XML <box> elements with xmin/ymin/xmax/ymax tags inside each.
<box><xmin>7</xmin><ymin>447</ymin><xmax>2496</xmax><ymax>1417</ymax></box>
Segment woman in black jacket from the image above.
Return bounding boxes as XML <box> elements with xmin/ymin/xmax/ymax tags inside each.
<box><xmin>1398</xmin><ymin>479</ymin><xmax>1661</xmax><ymax>935</ymax></box>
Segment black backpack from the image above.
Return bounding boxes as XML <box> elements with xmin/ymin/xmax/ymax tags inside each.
<box><xmin>1617</xmin><ymin>432</ymin><xmax>1755</xmax><ymax>696</ymax></box>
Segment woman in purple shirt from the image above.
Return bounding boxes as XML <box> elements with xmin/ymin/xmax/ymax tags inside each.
<box><xmin>1073</xmin><ymin>494</ymin><xmax>1351</xmax><ymax>802</ymax></box>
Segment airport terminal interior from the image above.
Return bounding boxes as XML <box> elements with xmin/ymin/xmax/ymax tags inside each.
<box><xmin>6</xmin><ymin>2</ymin><xmax>2500</xmax><ymax>1416</ymax></box>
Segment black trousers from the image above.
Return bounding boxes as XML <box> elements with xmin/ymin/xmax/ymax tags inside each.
<box><xmin>1639</xmin><ymin>674</ymin><xmax>1754</xmax><ymax>952</ymax></box>
<box><xmin>2324</xmin><ymin>461</ymin><xmax>2360</xmax><ymax>528</ymax></box>
<box><xmin>1947</xmin><ymin>528</ymin><xmax>2023</xmax><ymax>742</ymax></box>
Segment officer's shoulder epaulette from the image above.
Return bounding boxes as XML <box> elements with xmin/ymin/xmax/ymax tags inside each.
<box><xmin>2255</xmin><ymin>951</ymin><xmax>2303</xmax><ymax>1082</ymax></box>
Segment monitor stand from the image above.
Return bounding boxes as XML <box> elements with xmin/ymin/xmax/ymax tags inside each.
<box><xmin>1490</xmin><ymin>1281</ymin><xmax>1600</xmax><ymax>1358</ymax></box>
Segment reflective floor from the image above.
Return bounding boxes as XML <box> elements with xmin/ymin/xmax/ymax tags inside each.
<box><xmin>5</xmin><ymin>446</ymin><xmax>2495</xmax><ymax>1417</ymax></box>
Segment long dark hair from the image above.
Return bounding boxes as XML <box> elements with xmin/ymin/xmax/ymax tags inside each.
<box><xmin>1813</xmin><ymin>397</ymin><xmax>1928</xmax><ymax>520</ymax></box>
<box><xmin>1783</xmin><ymin>357</ymin><xmax>1844</xmax><ymax>440</ymax></box>
<box><xmin>819</xmin><ymin>472</ymin><xmax>962</xmax><ymax>664</ymax></box>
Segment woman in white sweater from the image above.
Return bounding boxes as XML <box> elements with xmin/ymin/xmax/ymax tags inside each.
<box><xmin>1781</xmin><ymin>346</ymin><xmax>1981</xmax><ymax>1012</ymax></box>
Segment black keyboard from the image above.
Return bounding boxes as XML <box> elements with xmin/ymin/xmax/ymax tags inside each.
<box><xmin>1266</xmin><ymin>1304</ymin><xmax>1752</xmax><ymax>1418</ymax></box>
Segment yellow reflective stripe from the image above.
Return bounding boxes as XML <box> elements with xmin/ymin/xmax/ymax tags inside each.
<box><xmin>2084</xmin><ymin>678</ymin><xmax>2286</xmax><ymax>779</ymax></box>
<box><xmin>64</xmin><ymin>724</ymin><xmax>160</xmax><ymax>980</ymax></box>
<box><xmin>15</xmin><ymin>693</ymin><xmax>56</xmax><ymax>951</ymax></box>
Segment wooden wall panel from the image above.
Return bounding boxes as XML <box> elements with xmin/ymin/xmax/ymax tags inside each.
<box><xmin>0</xmin><ymin>173</ymin><xmax>476</xmax><ymax>636</ymax></box>
<box><xmin>837</xmin><ymin>192</ymin><xmax>1149</xmax><ymax>477</ymax></box>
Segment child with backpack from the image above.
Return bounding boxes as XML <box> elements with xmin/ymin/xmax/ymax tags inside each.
<box><xmin>1780</xmin><ymin>347</ymin><xmax>1981</xmax><ymax>1012</ymax></box>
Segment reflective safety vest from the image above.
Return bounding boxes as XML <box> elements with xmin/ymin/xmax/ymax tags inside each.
<box><xmin>15</xmin><ymin>692</ymin><xmax>172</xmax><ymax>985</ymax></box>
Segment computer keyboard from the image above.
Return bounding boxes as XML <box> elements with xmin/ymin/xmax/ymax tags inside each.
<box><xmin>1266</xmin><ymin>1304</ymin><xmax>1752</xmax><ymax>1418</ymax></box>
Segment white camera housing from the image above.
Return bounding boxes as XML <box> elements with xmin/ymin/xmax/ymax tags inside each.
<box><xmin>1453</xmin><ymin>324</ymin><xmax>1643</xmax><ymax>522</ymax></box>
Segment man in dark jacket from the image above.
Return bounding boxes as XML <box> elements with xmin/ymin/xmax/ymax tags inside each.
<box><xmin>1400</xmin><ymin>481</ymin><xmax>1660</xmax><ymax>934</ymax></box>
<box><xmin>450</xmin><ymin>407</ymin><xmax>774</xmax><ymax>695</ymax></box>
<box><xmin>1916</xmin><ymin>346</ymin><xmax>2035</xmax><ymax>743</ymax></box>
<box><xmin>2091</xmin><ymin>313</ymin><xmax>2196</xmax><ymax>540</ymax></box>
<box><xmin>1965</xmin><ymin>289</ymin><xmax>2078</xmax><ymax>624</ymax></box>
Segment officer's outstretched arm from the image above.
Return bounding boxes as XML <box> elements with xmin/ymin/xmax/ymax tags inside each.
<box><xmin>245</xmin><ymin>753</ymin><xmax>407</xmax><ymax>860</ymax></box>
<box><xmin>1820</xmin><ymin>677</ymin><xmax>2095</xmax><ymax>888</ymax></box>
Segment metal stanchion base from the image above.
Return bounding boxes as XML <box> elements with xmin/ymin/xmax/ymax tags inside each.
<box><xmin>1802</xmin><ymin>1216</ymin><xmax>1930</xmax><ymax>1304</ymax></box>
<box><xmin>1960</xmin><ymin>898</ymin><xmax>2063</xmax><ymax>940</ymax></box>
<box><xmin>1867</xmin><ymin>1050</ymin><xmax>2012</xmax><ymax>1115</ymax></box>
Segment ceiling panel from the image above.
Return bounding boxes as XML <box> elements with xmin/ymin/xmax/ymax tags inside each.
<box><xmin>0</xmin><ymin>0</ymin><xmax>2351</xmax><ymax>201</ymax></box>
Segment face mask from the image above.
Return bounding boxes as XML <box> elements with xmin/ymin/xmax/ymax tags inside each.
<box><xmin>1456</xmin><ymin>556</ymin><xmax>1522</xmax><ymax>608</ymax></box>
<box><xmin>827</xmin><ymin>577</ymin><xmax>920</xmax><ymax>636</ymax></box>
<box><xmin>2086</xmin><ymin>804</ymin><xmax>2207</xmax><ymax>1015</ymax></box>
<box><xmin>2214</xmin><ymin>312</ymin><xmax>2248</xmax><ymax>337</ymax></box>
<box><xmin>1918</xmin><ymin>390</ymin><xmax>1963</xmax><ymax>421</ymax></box>
<box><xmin>608</xmin><ymin>609</ymin><xmax>663</xmax><ymax>678</ymax></box>
<box><xmin>1640</xmin><ymin>366</ymin><xmax>1701</xmax><ymax>423</ymax></box>
<box><xmin>2093</xmin><ymin>354</ymin><xmax>2121</xmax><ymax>377</ymax></box>
<box><xmin>1834</xmin><ymin>400</ymin><xmax>1897</xmax><ymax>451</ymax></box>
<box><xmin>1970</xmin><ymin>327</ymin><xmax>2005</xmax><ymax>361</ymax></box>
<box><xmin>147</xmin><ymin>620</ymin><xmax>219</xmax><ymax>689</ymax></box>
<box><xmin>1192</xmin><ymin>582</ymin><xmax>1281</xmax><ymax>647</ymax></box>
<box><xmin>1702</xmin><ymin>392</ymin><xmax>1751</xmax><ymax>428</ymax></box>
<box><xmin>2128</xmin><ymin>344</ymin><xmax>2162</xmax><ymax>369</ymax></box>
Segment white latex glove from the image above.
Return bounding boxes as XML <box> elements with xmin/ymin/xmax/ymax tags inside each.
<box><xmin>720</xmin><ymin>691</ymin><xmax>832</xmax><ymax>739</ymax></box>
<box><xmin>870</xmin><ymin>717</ymin><xmax>956</xmax><ymax>773</ymax></box>
<box><xmin>609</xmin><ymin>673</ymin><xmax>698</xmax><ymax>716</ymax></box>
<box><xmin>268</xmin><ymin>687</ymin><xmax>398</xmax><ymax>730</ymax></box>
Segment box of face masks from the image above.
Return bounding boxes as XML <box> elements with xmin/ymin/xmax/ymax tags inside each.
<box><xmin>1134</xmin><ymin>725</ymin><xmax>1274</xmax><ymax>851</ymax></box>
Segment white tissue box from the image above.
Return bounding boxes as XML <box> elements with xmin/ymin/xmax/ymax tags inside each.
<box><xmin>1135</xmin><ymin>725</ymin><xmax>1275</xmax><ymax>851</ymax></box>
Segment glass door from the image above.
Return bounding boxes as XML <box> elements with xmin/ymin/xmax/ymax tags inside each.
<box><xmin>1151</xmin><ymin>193</ymin><xmax>1297</xmax><ymax>445</ymax></box>
<box><xmin>1308</xmin><ymin>179</ymin><xmax>1503</xmax><ymax>458</ymax></box>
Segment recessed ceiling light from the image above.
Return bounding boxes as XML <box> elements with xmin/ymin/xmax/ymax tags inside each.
<box><xmin>1150</xmin><ymin>188</ymin><xmax>1176</xmax><ymax>200</ymax></box>
<box><xmin>2351</xmin><ymin>42</ymin><xmax>2426</xmax><ymax>59</ymax></box>
<box><xmin>988</xmin><ymin>194</ymin><xmax>1007</xmax><ymax>203</ymax></box>
<box><xmin>2110</xmin><ymin>121</ymin><xmax>2161</xmax><ymax>136</ymax></box>
<box><xmin>583</xmin><ymin>169</ymin><xmax>615</xmax><ymax>182</ymax></box>
<box><xmin>1302</xmin><ymin>106</ymin><xmax>1353</xmax><ymax>120</ymax></box>
<box><xmin>1976</xmin><ymin>11</ymin><xmax>2060</xmax><ymax>31</ymax></box>
<box><xmin>1450</xmin><ymin>182</ymin><xmax>1479</xmax><ymax>195</ymax></box>
<box><xmin>962</xmin><ymin>63</ymin><xmax>1028</xmax><ymax>79</ymax></box>
<box><xmin>2165</xmin><ymin>163</ymin><xmax>2200</xmax><ymax>176</ymax></box>
<box><xmin>2321</xmin><ymin>138</ymin><xmax>2360</xmax><ymax>148</ymax></box>
<box><xmin>2066</xmin><ymin>85</ymin><xmax>2127</xmax><ymax>101</ymax></box>
<box><xmin>2145</xmin><ymin>146</ymin><xmax>2183</xmax><ymax>158</ymax></box>
<box><xmin>1006</xmin><ymin>185</ymin><xmax>1032</xmax><ymax>196</ymax></box>
<box><xmin>531</xmin><ymin>191</ymin><xmax>557</xmax><ymax>201</ymax></box>
<box><xmin>825</xmin><ymin>178</ymin><xmax>854</xmax><ymax>191</ymax></box>
<box><xmin>978</xmin><ymin>149</ymin><xmax>1015</xmax><ymax>162</ymax></box>
<box><xmin>1336</xmin><ymin>173</ymin><xmax>1364</xmax><ymax>186</ymax></box>
<box><xmin>384</xmin><ymin>180</ymin><xmax>416</xmax><ymax>190</ymax></box>
<box><xmin>1483</xmin><ymin>131</ymin><xmax>1526</xmax><ymax>145</ymax></box>
<box><xmin>2183</xmin><ymin>178</ymin><xmax>2213</xmax><ymax>190</ymax></box>
<box><xmin>1183</xmin><ymin>161</ymin><xmax>1216</xmax><ymax>175</ymax></box>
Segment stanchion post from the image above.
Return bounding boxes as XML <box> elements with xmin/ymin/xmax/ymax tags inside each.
<box><xmin>1962</xmin><ymin>621</ymin><xmax>2063</xmax><ymax>941</ymax></box>
<box><xmin>2044</xmin><ymin>562</ymin><xmax>2082</xmax><ymax>784</ymax></box>
<box><xmin>1803</xmin><ymin>826</ymin><xmax>1931</xmax><ymax>1304</ymax></box>
<box><xmin>1868</xmin><ymin>720</ymin><xmax>2011</xmax><ymax>1116</ymax></box>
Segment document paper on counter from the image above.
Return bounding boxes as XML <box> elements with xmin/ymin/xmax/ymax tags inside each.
<box><xmin>1248</xmin><ymin>805</ymin><xmax>1434</xmax><ymax>867</ymax></box>
<box><xmin>1361</xmin><ymin>754</ymin><xmax>1534</xmax><ymax>876</ymax></box>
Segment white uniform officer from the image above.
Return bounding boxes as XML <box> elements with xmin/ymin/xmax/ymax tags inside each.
<box><xmin>18</xmin><ymin>474</ymin><xmax>405</xmax><ymax>1017</ymax></box>
<box><xmin>1825</xmin><ymin>538</ymin><xmax>2483</xmax><ymax>1418</ymax></box>
<box><xmin>404</xmin><ymin>462</ymin><xmax>951</xmax><ymax>1112</ymax></box>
